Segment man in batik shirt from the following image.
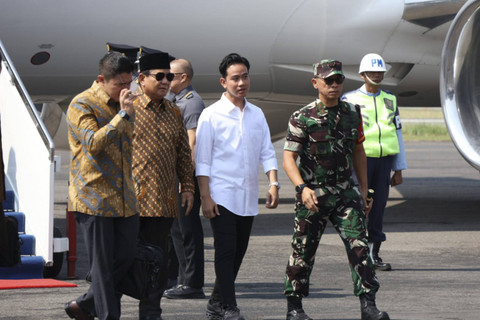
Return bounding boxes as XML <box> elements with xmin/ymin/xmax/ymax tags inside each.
<box><xmin>132</xmin><ymin>52</ymin><xmax>194</xmax><ymax>320</ymax></box>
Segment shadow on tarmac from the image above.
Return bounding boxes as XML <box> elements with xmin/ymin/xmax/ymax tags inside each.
<box><xmin>1</xmin><ymin>141</ymin><xmax>480</xmax><ymax>319</ymax></box>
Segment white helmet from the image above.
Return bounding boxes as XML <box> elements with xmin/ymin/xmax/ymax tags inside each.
<box><xmin>359</xmin><ymin>53</ymin><xmax>387</xmax><ymax>73</ymax></box>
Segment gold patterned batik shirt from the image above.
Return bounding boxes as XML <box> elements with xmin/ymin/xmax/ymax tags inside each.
<box><xmin>132</xmin><ymin>95</ymin><xmax>194</xmax><ymax>218</ymax></box>
<box><xmin>66</xmin><ymin>81</ymin><xmax>137</xmax><ymax>218</ymax></box>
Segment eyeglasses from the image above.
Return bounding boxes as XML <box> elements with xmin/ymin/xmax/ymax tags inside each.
<box><xmin>320</xmin><ymin>75</ymin><xmax>345</xmax><ymax>85</ymax></box>
<box><xmin>114</xmin><ymin>79</ymin><xmax>134</xmax><ymax>88</ymax></box>
<box><xmin>148</xmin><ymin>72</ymin><xmax>175</xmax><ymax>81</ymax></box>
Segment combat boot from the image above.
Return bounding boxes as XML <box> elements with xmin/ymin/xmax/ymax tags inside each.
<box><xmin>359</xmin><ymin>292</ymin><xmax>390</xmax><ymax>320</ymax></box>
<box><xmin>286</xmin><ymin>309</ymin><xmax>312</xmax><ymax>320</ymax></box>
<box><xmin>286</xmin><ymin>296</ymin><xmax>312</xmax><ymax>320</ymax></box>
<box><xmin>369</xmin><ymin>242</ymin><xmax>392</xmax><ymax>271</ymax></box>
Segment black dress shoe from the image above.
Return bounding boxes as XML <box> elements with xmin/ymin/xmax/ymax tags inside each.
<box><xmin>65</xmin><ymin>300</ymin><xmax>94</xmax><ymax>320</ymax></box>
<box><xmin>373</xmin><ymin>257</ymin><xmax>392</xmax><ymax>271</ymax></box>
<box><xmin>164</xmin><ymin>285</ymin><xmax>206</xmax><ymax>299</ymax></box>
<box><xmin>371</xmin><ymin>242</ymin><xmax>392</xmax><ymax>271</ymax></box>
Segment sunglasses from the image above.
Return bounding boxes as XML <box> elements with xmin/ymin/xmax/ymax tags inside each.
<box><xmin>321</xmin><ymin>75</ymin><xmax>345</xmax><ymax>85</ymax></box>
<box><xmin>148</xmin><ymin>72</ymin><xmax>175</xmax><ymax>81</ymax></box>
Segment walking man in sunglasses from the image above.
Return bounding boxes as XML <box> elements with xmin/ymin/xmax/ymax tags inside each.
<box><xmin>132</xmin><ymin>52</ymin><xmax>195</xmax><ymax>320</ymax></box>
<box><xmin>282</xmin><ymin>60</ymin><xmax>389</xmax><ymax>320</ymax></box>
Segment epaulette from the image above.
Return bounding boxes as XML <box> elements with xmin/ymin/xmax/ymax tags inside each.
<box><xmin>185</xmin><ymin>92</ymin><xmax>194</xmax><ymax>100</ymax></box>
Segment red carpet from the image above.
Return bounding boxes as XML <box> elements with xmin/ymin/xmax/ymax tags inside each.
<box><xmin>0</xmin><ymin>279</ymin><xmax>77</xmax><ymax>290</ymax></box>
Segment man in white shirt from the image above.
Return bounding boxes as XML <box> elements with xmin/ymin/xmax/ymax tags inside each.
<box><xmin>195</xmin><ymin>53</ymin><xmax>279</xmax><ymax>320</ymax></box>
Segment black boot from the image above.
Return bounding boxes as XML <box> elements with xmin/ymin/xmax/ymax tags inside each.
<box><xmin>369</xmin><ymin>242</ymin><xmax>392</xmax><ymax>271</ymax></box>
<box><xmin>359</xmin><ymin>292</ymin><xmax>390</xmax><ymax>320</ymax></box>
<box><xmin>286</xmin><ymin>296</ymin><xmax>312</xmax><ymax>320</ymax></box>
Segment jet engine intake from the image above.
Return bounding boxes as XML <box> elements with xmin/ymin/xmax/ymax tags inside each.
<box><xmin>441</xmin><ymin>0</ymin><xmax>480</xmax><ymax>171</ymax></box>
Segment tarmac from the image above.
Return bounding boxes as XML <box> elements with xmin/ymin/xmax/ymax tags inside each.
<box><xmin>1</xmin><ymin>140</ymin><xmax>480</xmax><ymax>320</ymax></box>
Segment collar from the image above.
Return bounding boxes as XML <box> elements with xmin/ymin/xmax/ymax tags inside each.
<box><xmin>135</xmin><ymin>93</ymin><xmax>165</xmax><ymax>110</ymax></box>
<box><xmin>315</xmin><ymin>98</ymin><xmax>342</xmax><ymax>115</ymax></box>
<box><xmin>92</xmin><ymin>81</ymin><xmax>119</xmax><ymax>109</ymax></box>
<box><xmin>359</xmin><ymin>84</ymin><xmax>381</xmax><ymax>97</ymax></box>
<box><xmin>221</xmin><ymin>93</ymin><xmax>248</xmax><ymax>113</ymax></box>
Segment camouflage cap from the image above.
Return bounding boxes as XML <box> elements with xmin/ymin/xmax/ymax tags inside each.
<box><xmin>313</xmin><ymin>59</ymin><xmax>343</xmax><ymax>78</ymax></box>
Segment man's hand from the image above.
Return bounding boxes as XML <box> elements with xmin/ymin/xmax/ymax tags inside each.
<box><xmin>201</xmin><ymin>195</ymin><xmax>219</xmax><ymax>219</ymax></box>
<box><xmin>363</xmin><ymin>197</ymin><xmax>373</xmax><ymax>217</ymax></box>
<box><xmin>301</xmin><ymin>187</ymin><xmax>318</xmax><ymax>212</ymax></box>
<box><xmin>391</xmin><ymin>170</ymin><xmax>403</xmax><ymax>187</ymax></box>
<box><xmin>119</xmin><ymin>88</ymin><xmax>135</xmax><ymax>116</ymax></box>
<box><xmin>266</xmin><ymin>186</ymin><xmax>279</xmax><ymax>209</ymax></box>
<box><xmin>181</xmin><ymin>191</ymin><xmax>194</xmax><ymax>216</ymax></box>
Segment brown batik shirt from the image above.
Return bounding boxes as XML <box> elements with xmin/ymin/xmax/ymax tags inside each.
<box><xmin>132</xmin><ymin>94</ymin><xmax>194</xmax><ymax>218</ymax></box>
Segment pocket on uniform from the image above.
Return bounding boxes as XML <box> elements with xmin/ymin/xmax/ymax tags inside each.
<box><xmin>308</xmin><ymin>127</ymin><xmax>329</xmax><ymax>155</ymax></box>
<box><xmin>310</xmin><ymin>141</ymin><xmax>329</xmax><ymax>155</ymax></box>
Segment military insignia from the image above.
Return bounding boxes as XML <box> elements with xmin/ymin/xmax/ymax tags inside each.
<box><xmin>185</xmin><ymin>92</ymin><xmax>193</xmax><ymax>100</ymax></box>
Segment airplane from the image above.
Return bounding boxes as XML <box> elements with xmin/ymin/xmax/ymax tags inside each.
<box><xmin>1</xmin><ymin>0</ymin><xmax>479</xmax><ymax>168</ymax></box>
<box><xmin>0</xmin><ymin>0</ymin><xmax>479</xmax><ymax>277</ymax></box>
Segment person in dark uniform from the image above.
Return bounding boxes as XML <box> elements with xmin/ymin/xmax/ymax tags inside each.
<box><xmin>164</xmin><ymin>58</ymin><xmax>206</xmax><ymax>299</ymax></box>
<box><xmin>282</xmin><ymin>59</ymin><xmax>390</xmax><ymax>320</ymax></box>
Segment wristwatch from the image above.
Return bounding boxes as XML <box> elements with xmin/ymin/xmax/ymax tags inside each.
<box><xmin>119</xmin><ymin>109</ymin><xmax>130</xmax><ymax>121</ymax></box>
<box><xmin>295</xmin><ymin>183</ymin><xmax>308</xmax><ymax>193</ymax></box>
<box><xmin>269</xmin><ymin>181</ymin><xmax>280</xmax><ymax>189</ymax></box>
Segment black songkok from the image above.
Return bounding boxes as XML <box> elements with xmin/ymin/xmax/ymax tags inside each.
<box><xmin>139</xmin><ymin>52</ymin><xmax>171</xmax><ymax>72</ymax></box>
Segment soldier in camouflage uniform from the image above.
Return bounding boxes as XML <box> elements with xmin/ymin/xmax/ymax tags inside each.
<box><xmin>282</xmin><ymin>60</ymin><xmax>390</xmax><ymax>320</ymax></box>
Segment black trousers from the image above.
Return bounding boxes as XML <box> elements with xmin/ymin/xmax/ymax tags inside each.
<box><xmin>170</xmin><ymin>176</ymin><xmax>204</xmax><ymax>288</ymax></box>
<box><xmin>366</xmin><ymin>156</ymin><xmax>393</xmax><ymax>243</ymax></box>
<box><xmin>138</xmin><ymin>216</ymin><xmax>174</xmax><ymax>318</ymax></box>
<box><xmin>74</xmin><ymin>212</ymin><xmax>139</xmax><ymax>320</ymax></box>
<box><xmin>210</xmin><ymin>206</ymin><xmax>254</xmax><ymax>307</ymax></box>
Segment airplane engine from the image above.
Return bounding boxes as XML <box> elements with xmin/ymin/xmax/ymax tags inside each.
<box><xmin>441</xmin><ymin>0</ymin><xmax>480</xmax><ymax>171</ymax></box>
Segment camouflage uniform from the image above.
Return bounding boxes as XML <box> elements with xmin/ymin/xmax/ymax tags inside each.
<box><xmin>283</xmin><ymin>98</ymin><xmax>380</xmax><ymax>298</ymax></box>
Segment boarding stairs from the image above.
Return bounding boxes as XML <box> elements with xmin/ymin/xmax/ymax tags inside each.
<box><xmin>0</xmin><ymin>39</ymin><xmax>68</xmax><ymax>279</ymax></box>
<box><xmin>1</xmin><ymin>191</ymin><xmax>45</xmax><ymax>278</ymax></box>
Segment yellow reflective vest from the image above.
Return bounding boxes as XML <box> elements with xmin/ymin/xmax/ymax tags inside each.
<box><xmin>342</xmin><ymin>88</ymin><xmax>400</xmax><ymax>158</ymax></box>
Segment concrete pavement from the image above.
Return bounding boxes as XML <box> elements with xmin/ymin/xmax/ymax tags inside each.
<box><xmin>0</xmin><ymin>140</ymin><xmax>479</xmax><ymax>320</ymax></box>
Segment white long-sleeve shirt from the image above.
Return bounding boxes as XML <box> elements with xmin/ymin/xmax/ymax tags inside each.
<box><xmin>195</xmin><ymin>93</ymin><xmax>278</xmax><ymax>216</ymax></box>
